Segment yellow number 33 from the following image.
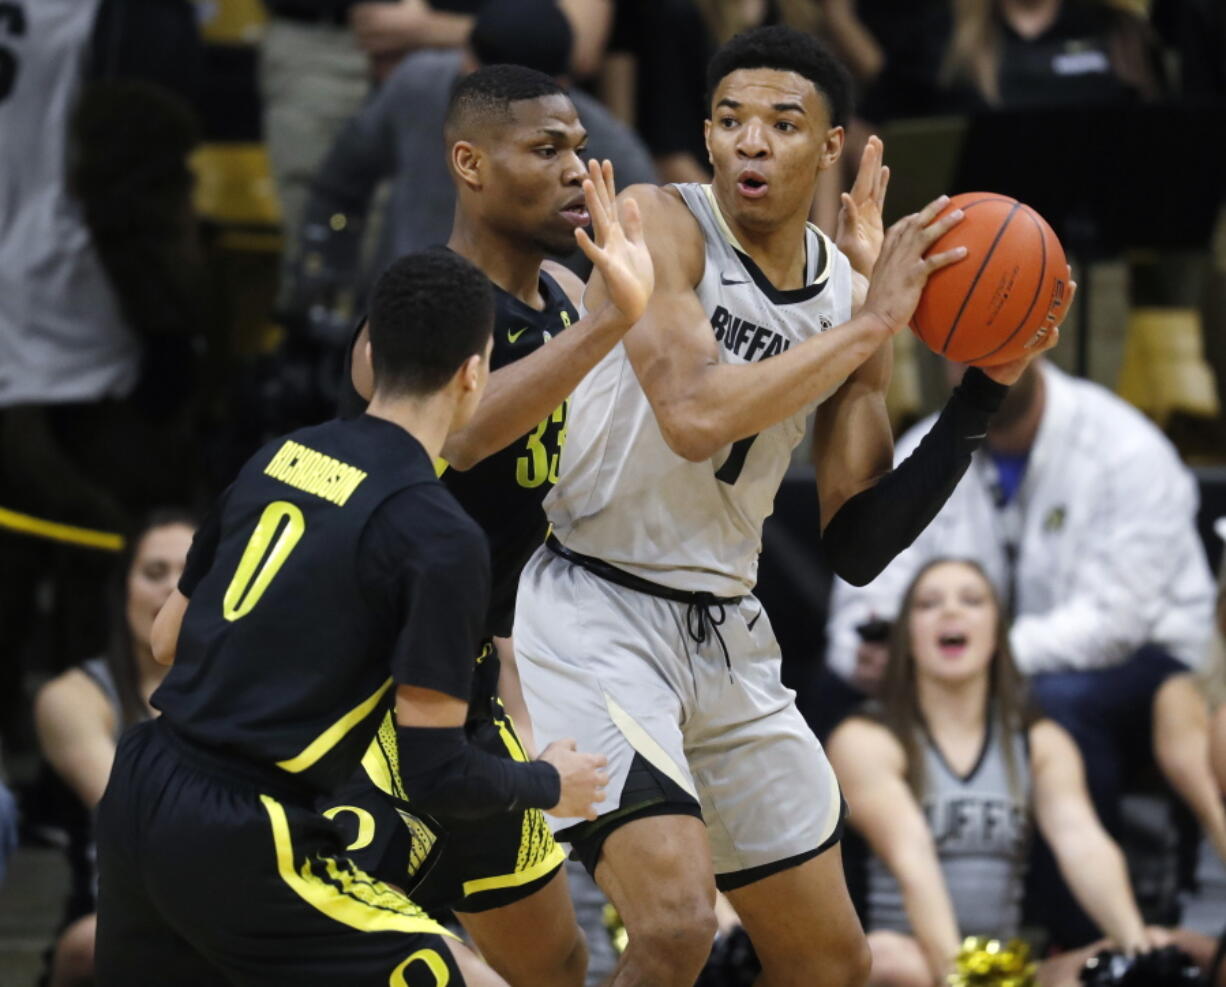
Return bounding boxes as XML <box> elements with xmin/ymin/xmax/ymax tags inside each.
<box><xmin>222</xmin><ymin>501</ymin><xmax>306</xmax><ymax>621</ymax></box>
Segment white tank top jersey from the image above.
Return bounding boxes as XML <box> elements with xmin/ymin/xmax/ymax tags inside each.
<box><xmin>0</xmin><ymin>0</ymin><xmax>139</xmax><ymax>408</ymax></box>
<box><xmin>545</xmin><ymin>182</ymin><xmax>854</xmax><ymax>598</ymax></box>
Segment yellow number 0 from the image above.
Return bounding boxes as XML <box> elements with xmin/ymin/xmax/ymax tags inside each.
<box><xmin>222</xmin><ymin>501</ymin><xmax>305</xmax><ymax>621</ymax></box>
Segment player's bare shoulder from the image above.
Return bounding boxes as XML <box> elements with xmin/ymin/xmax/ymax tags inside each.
<box><xmin>620</xmin><ymin>184</ymin><xmax>705</xmax><ymax>289</ymax></box>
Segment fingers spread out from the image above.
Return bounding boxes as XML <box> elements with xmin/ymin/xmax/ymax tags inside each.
<box><xmin>923</xmin><ymin>207</ymin><xmax>964</xmax><ymax>245</ymax></box>
<box><xmin>924</xmin><ymin>245</ymin><xmax>968</xmax><ymax>274</ymax></box>
<box><xmin>916</xmin><ymin>194</ymin><xmax>952</xmax><ymax>226</ymax></box>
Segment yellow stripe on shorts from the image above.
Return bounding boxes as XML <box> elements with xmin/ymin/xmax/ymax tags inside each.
<box><xmin>260</xmin><ymin>794</ymin><xmax>455</xmax><ymax>938</ymax></box>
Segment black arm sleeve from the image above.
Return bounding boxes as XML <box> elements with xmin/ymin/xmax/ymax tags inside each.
<box><xmin>821</xmin><ymin>368</ymin><xmax>1008</xmax><ymax>587</ymax></box>
<box><xmin>395</xmin><ymin>725</ymin><xmax>561</xmax><ymax>822</ymax></box>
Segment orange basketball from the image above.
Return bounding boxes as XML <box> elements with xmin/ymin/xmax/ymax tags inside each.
<box><xmin>911</xmin><ymin>192</ymin><xmax>1070</xmax><ymax>367</ymax></box>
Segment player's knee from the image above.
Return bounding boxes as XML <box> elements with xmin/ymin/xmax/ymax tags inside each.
<box><xmin>625</xmin><ymin>897</ymin><xmax>718</xmax><ymax>970</ymax></box>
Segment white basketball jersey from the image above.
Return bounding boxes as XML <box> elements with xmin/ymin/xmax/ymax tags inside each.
<box><xmin>546</xmin><ymin>183</ymin><xmax>854</xmax><ymax>597</ymax></box>
<box><xmin>0</xmin><ymin>0</ymin><xmax>138</xmax><ymax>408</ymax></box>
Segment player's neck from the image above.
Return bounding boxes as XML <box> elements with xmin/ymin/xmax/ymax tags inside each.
<box><xmin>366</xmin><ymin>393</ymin><xmax>456</xmax><ymax>462</ymax></box>
<box><xmin>448</xmin><ymin>218</ymin><xmax>545</xmax><ymax>309</ymax></box>
<box><xmin>717</xmin><ymin>199</ymin><xmax>811</xmax><ymax>292</ymax></box>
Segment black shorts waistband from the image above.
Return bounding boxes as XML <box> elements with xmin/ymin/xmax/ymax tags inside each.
<box><xmin>546</xmin><ymin>535</ymin><xmax>742</xmax><ymax>607</ymax></box>
<box><xmin>154</xmin><ymin>718</ymin><xmax>320</xmax><ymax>806</ymax></box>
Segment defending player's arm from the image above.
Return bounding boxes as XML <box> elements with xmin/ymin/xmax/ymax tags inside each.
<box><xmin>390</xmin><ymin>508</ymin><xmax>607</xmax><ymax>820</ymax></box>
<box><xmin>827</xmin><ymin>718</ymin><xmax>962</xmax><ymax>981</ymax></box>
<box><xmin>440</xmin><ymin>160</ymin><xmax>653</xmax><ymax>469</ymax></box>
<box><xmin>1030</xmin><ymin>720</ymin><xmax>1153</xmax><ymax>955</ymax></box>
<box><xmin>584</xmin><ymin>183</ymin><xmax>966</xmax><ymax>463</ymax></box>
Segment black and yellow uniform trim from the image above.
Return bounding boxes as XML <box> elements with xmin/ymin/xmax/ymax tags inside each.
<box><xmin>95</xmin><ymin>718</ymin><xmax>463</xmax><ymax>986</ymax></box>
<box><xmin>260</xmin><ymin>793</ymin><xmax>451</xmax><ymax>937</ymax></box>
<box><xmin>276</xmin><ymin>677</ymin><xmax>394</xmax><ymax>775</ymax></box>
<box><xmin>324</xmin><ymin>697</ymin><xmax>566</xmax><ymax>914</ymax></box>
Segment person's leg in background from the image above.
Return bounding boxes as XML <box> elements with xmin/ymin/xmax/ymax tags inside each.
<box><xmin>1027</xmin><ymin>646</ymin><xmax>1192</xmax><ymax>947</ymax></box>
<box><xmin>259</xmin><ymin>14</ymin><xmax>370</xmax><ymax>304</ymax></box>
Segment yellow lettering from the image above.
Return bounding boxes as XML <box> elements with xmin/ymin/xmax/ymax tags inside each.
<box><xmin>263</xmin><ymin>441</ymin><xmax>367</xmax><ymax>506</ymax></box>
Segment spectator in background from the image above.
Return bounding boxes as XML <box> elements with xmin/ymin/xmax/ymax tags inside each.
<box><xmin>260</xmin><ymin>0</ymin><xmax>473</xmax><ymax>298</ymax></box>
<box><xmin>603</xmin><ymin>0</ymin><xmax>821</xmax><ymax>184</ymax></box>
<box><xmin>0</xmin><ymin>0</ymin><xmax>202</xmax><ymax>740</ymax></box>
<box><xmin>288</xmin><ymin>0</ymin><xmax>656</xmax><ymax>340</ymax></box>
<box><xmin>264</xmin><ymin>0</ymin><xmax>613</xmax><ymax>302</ymax></box>
<box><xmin>828</xmin><ymin>558</ymin><xmax>1213</xmax><ymax>985</ymax></box>
<box><xmin>826</xmin><ymin>358</ymin><xmax>1220</xmax><ymax>944</ymax></box>
<box><xmin>34</xmin><ymin>511</ymin><xmax>194</xmax><ymax>987</ymax></box>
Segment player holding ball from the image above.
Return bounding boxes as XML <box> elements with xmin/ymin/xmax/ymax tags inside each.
<box><xmin>513</xmin><ymin>24</ymin><xmax>1077</xmax><ymax>987</ymax></box>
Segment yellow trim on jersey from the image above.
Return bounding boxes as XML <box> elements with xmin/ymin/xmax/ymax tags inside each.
<box><xmin>276</xmin><ymin>677</ymin><xmax>394</xmax><ymax>774</ymax></box>
<box><xmin>0</xmin><ymin>506</ymin><xmax>123</xmax><ymax>551</ymax></box>
<box><xmin>700</xmin><ymin>183</ymin><xmax>834</xmax><ymax>286</ymax></box>
<box><xmin>260</xmin><ymin>794</ymin><xmax>455</xmax><ymax>937</ymax></box>
<box><xmin>433</xmin><ymin>457</ymin><xmax>449</xmax><ymax>478</ymax></box>
<box><xmin>461</xmin><ymin>839</ymin><xmax>566</xmax><ymax>898</ymax></box>
<box><xmin>361</xmin><ymin>711</ymin><xmax>408</xmax><ymax>800</ymax></box>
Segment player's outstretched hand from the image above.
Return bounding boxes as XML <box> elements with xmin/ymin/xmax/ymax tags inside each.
<box><xmin>861</xmin><ymin>195</ymin><xmax>967</xmax><ymax>336</ymax></box>
<box><xmin>576</xmin><ymin>159</ymin><xmax>654</xmax><ymax>329</ymax></box>
<box><xmin>836</xmin><ymin>135</ymin><xmax>890</xmax><ymax>279</ymax></box>
<box><xmin>978</xmin><ymin>271</ymin><xmax>1075</xmax><ymax>385</ymax></box>
<box><xmin>538</xmin><ymin>738</ymin><xmax>609</xmax><ymax>821</ymax></box>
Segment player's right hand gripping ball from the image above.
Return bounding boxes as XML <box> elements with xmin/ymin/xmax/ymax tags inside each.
<box><xmin>911</xmin><ymin>192</ymin><xmax>1068</xmax><ymax>368</ymax></box>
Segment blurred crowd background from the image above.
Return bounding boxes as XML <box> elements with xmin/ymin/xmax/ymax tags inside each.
<box><xmin>0</xmin><ymin>0</ymin><xmax>1224</xmax><ymax>984</ymax></box>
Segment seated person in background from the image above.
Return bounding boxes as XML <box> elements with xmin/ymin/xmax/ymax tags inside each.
<box><xmin>827</xmin><ymin>558</ymin><xmax>1215</xmax><ymax>986</ymax></box>
<box><xmin>290</xmin><ymin>0</ymin><xmax>656</xmax><ymax>338</ymax></box>
<box><xmin>33</xmin><ymin>510</ymin><xmax>194</xmax><ymax>987</ymax></box>
<box><xmin>827</xmin><ymin>358</ymin><xmax>1223</xmax><ymax>943</ymax></box>
<box><xmin>939</xmin><ymin>0</ymin><xmax>1166</xmax><ymax>110</ymax></box>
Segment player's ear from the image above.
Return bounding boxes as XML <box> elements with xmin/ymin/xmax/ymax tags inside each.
<box><xmin>819</xmin><ymin>125</ymin><xmax>845</xmax><ymax>172</ymax></box>
<box><xmin>459</xmin><ymin>351</ymin><xmax>485</xmax><ymax>392</ymax></box>
<box><xmin>703</xmin><ymin>118</ymin><xmax>714</xmax><ymax>166</ymax></box>
<box><xmin>451</xmin><ymin>140</ymin><xmax>483</xmax><ymax>190</ymax></box>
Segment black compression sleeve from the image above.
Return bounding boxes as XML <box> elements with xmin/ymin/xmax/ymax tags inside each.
<box><xmin>395</xmin><ymin>725</ymin><xmax>561</xmax><ymax>822</ymax></box>
<box><xmin>821</xmin><ymin>368</ymin><xmax>1007</xmax><ymax>587</ymax></box>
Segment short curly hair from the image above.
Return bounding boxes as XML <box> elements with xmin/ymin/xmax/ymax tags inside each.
<box><xmin>368</xmin><ymin>248</ymin><xmax>494</xmax><ymax>397</ymax></box>
<box><xmin>706</xmin><ymin>25</ymin><xmax>853</xmax><ymax>128</ymax></box>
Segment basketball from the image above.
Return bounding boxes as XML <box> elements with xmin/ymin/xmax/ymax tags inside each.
<box><xmin>911</xmin><ymin>193</ymin><xmax>1069</xmax><ymax>367</ymax></box>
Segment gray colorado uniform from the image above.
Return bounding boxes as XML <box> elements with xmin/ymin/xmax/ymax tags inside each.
<box><xmin>866</xmin><ymin>720</ymin><xmax>1032</xmax><ymax>938</ymax></box>
<box><xmin>514</xmin><ymin>183</ymin><xmax>852</xmax><ymax>885</ymax></box>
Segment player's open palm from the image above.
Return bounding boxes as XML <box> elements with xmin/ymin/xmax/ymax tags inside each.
<box><xmin>576</xmin><ymin>159</ymin><xmax>654</xmax><ymax>328</ymax></box>
<box><xmin>538</xmin><ymin>738</ymin><xmax>609</xmax><ymax>820</ymax></box>
<box><xmin>836</xmin><ymin>135</ymin><xmax>889</xmax><ymax>278</ymax></box>
<box><xmin>862</xmin><ymin>195</ymin><xmax>967</xmax><ymax>335</ymax></box>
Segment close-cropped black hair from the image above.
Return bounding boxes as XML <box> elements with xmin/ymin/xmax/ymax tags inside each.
<box><xmin>444</xmin><ymin>64</ymin><xmax>566</xmax><ymax>141</ymax></box>
<box><xmin>367</xmin><ymin>248</ymin><xmax>494</xmax><ymax>397</ymax></box>
<box><xmin>706</xmin><ymin>25</ymin><xmax>853</xmax><ymax>128</ymax></box>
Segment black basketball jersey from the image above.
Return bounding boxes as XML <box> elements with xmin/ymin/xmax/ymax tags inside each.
<box><xmin>154</xmin><ymin>415</ymin><xmax>489</xmax><ymax>793</ymax></box>
<box><xmin>339</xmin><ymin>266</ymin><xmax>577</xmax><ymax>639</ymax></box>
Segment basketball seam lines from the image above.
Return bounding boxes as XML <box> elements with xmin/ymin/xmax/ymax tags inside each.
<box><xmin>911</xmin><ymin>198</ymin><xmax>1011</xmax><ymax>343</ymax></box>
<box><xmin>939</xmin><ymin>202</ymin><xmax>1021</xmax><ymax>356</ymax></box>
<box><xmin>969</xmin><ymin>208</ymin><xmax>1047</xmax><ymax>364</ymax></box>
